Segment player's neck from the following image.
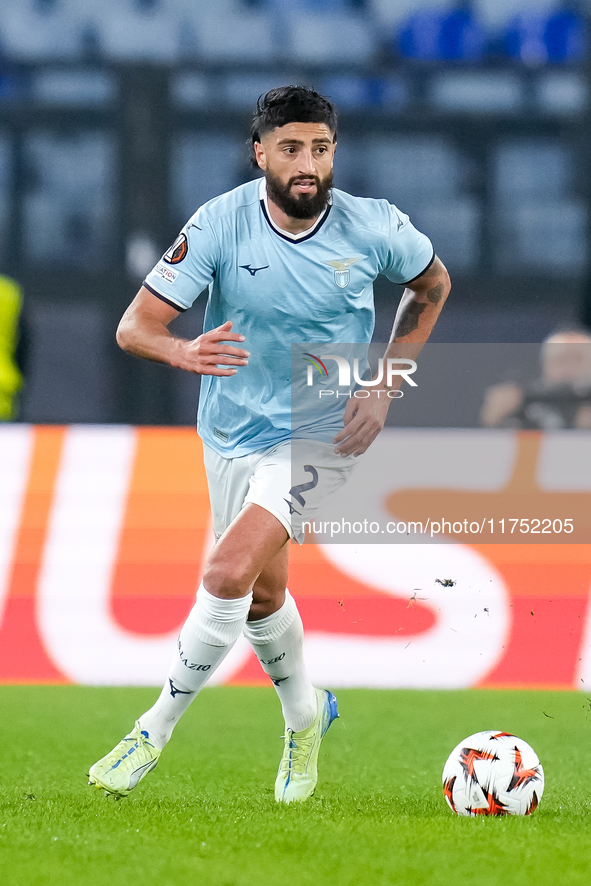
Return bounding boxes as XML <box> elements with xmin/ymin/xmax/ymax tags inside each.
<box><xmin>266</xmin><ymin>197</ymin><xmax>321</xmax><ymax>235</ymax></box>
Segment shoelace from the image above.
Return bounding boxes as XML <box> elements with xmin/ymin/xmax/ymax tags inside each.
<box><xmin>105</xmin><ymin>732</ymin><xmax>155</xmax><ymax>768</ymax></box>
<box><xmin>279</xmin><ymin>730</ymin><xmax>316</xmax><ymax>774</ymax></box>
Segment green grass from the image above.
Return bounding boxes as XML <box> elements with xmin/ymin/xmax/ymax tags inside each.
<box><xmin>1</xmin><ymin>686</ymin><xmax>591</xmax><ymax>886</ymax></box>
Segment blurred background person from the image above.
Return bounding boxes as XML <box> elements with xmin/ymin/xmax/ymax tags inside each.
<box><xmin>0</xmin><ymin>272</ymin><xmax>24</xmax><ymax>420</ymax></box>
<box><xmin>480</xmin><ymin>328</ymin><xmax>591</xmax><ymax>429</ymax></box>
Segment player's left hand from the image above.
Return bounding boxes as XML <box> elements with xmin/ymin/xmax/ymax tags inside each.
<box><xmin>332</xmin><ymin>393</ymin><xmax>392</xmax><ymax>457</ymax></box>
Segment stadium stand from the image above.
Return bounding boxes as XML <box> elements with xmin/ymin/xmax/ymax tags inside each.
<box><xmin>172</xmin><ymin>133</ymin><xmax>246</xmax><ymax>222</ymax></box>
<box><xmin>286</xmin><ymin>9</ymin><xmax>378</xmax><ymax>63</ymax></box>
<box><xmin>86</xmin><ymin>0</ymin><xmax>180</xmax><ymax>63</ymax></box>
<box><xmin>505</xmin><ymin>8</ymin><xmax>587</xmax><ymax>64</ymax></box>
<box><xmin>369</xmin><ymin>0</ymin><xmax>456</xmax><ymax>31</ymax></box>
<box><xmin>0</xmin><ymin>0</ymin><xmax>82</xmax><ymax>61</ymax></box>
<box><xmin>188</xmin><ymin>4</ymin><xmax>276</xmax><ymax>62</ymax></box>
<box><xmin>0</xmin><ymin>0</ymin><xmax>586</xmax><ymax>64</ymax></box>
<box><xmin>492</xmin><ymin>139</ymin><xmax>587</xmax><ymax>273</ymax></box>
<box><xmin>23</xmin><ymin>130</ymin><xmax>114</xmax><ymax>268</ymax></box>
<box><xmin>397</xmin><ymin>7</ymin><xmax>487</xmax><ymax>61</ymax></box>
<box><xmin>363</xmin><ymin>136</ymin><xmax>480</xmax><ymax>271</ymax></box>
<box><xmin>473</xmin><ymin>0</ymin><xmax>562</xmax><ymax>33</ymax></box>
<box><xmin>0</xmin><ymin>138</ymin><xmax>8</xmax><ymax>267</ymax></box>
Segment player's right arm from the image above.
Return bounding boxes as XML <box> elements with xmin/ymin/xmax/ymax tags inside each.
<box><xmin>116</xmin><ymin>286</ymin><xmax>249</xmax><ymax>377</ymax></box>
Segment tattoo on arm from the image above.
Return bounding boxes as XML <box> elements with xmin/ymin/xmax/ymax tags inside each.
<box><xmin>427</xmin><ymin>283</ymin><xmax>444</xmax><ymax>305</ymax></box>
<box><xmin>421</xmin><ymin>261</ymin><xmax>441</xmax><ymax>279</ymax></box>
<box><xmin>395</xmin><ymin>301</ymin><xmax>427</xmax><ymax>337</ymax></box>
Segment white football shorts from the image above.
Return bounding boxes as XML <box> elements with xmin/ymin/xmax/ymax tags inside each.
<box><xmin>203</xmin><ymin>438</ymin><xmax>358</xmax><ymax>544</ymax></box>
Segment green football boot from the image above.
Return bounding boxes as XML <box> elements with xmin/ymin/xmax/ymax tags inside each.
<box><xmin>275</xmin><ymin>688</ymin><xmax>338</xmax><ymax>803</ymax></box>
<box><xmin>88</xmin><ymin>721</ymin><xmax>161</xmax><ymax>798</ymax></box>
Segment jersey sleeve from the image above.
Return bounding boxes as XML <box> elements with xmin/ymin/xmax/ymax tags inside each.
<box><xmin>380</xmin><ymin>203</ymin><xmax>435</xmax><ymax>285</ymax></box>
<box><xmin>143</xmin><ymin>212</ymin><xmax>219</xmax><ymax>312</ymax></box>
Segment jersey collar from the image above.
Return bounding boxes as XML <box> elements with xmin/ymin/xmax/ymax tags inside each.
<box><xmin>259</xmin><ymin>177</ymin><xmax>331</xmax><ymax>243</ymax></box>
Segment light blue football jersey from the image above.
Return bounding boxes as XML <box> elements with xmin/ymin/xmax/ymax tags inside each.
<box><xmin>144</xmin><ymin>177</ymin><xmax>433</xmax><ymax>456</ymax></box>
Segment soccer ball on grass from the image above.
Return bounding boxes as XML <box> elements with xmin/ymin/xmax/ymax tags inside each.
<box><xmin>442</xmin><ymin>730</ymin><xmax>544</xmax><ymax>816</ymax></box>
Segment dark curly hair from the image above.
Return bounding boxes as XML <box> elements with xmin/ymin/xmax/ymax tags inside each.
<box><xmin>249</xmin><ymin>85</ymin><xmax>337</xmax><ymax>166</ymax></box>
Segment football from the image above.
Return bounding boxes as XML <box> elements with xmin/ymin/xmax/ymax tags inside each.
<box><xmin>442</xmin><ymin>730</ymin><xmax>544</xmax><ymax>816</ymax></box>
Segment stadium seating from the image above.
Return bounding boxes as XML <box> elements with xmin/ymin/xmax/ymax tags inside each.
<box><xmin>496</xmin><ymin>199</ymin><xmax>587</xmax><ymax>273</ymax></box>
<box><xmin>395</xmin><ymin>3</ymin><xmax>586</xmax><ymax>64</ymax></box>
<box><xmin>397</xmin><ymin>7</ymin><xmax>486</xmax><ymax>61</ymax></box>
<box><xmin>493</xmin><ymin>140</ymin><xmax>587</xmax><ymax>273</ymax></box>
<box><xmin>0</xmin><ymin>137</ymin><xmax>8</xmax><ymax>268</ymax></box>
<box><xmin>172</xmin><ymin>133</ymin><xmax>247</xmax><ymax>223</ymax></box>
<box><xmin>0</xmin><ymin>0</ymin><xmax>586</xmax><ymax>64</ymax></box>
<box><xmin>545</xmin><ymin>9</ymin><xmax>587</xmax><ymax>62</ymax></box>
<box><xmin>369</xmin><ymin>0</ymin><xmax>456</xmax><ymax>31</ymax></box>
<box><xmin>23</xmin><ymin>130</ymin><xmax>114</xmax><ymax>268</ymax></box>
<box><xmin>472</xmin><ymin>0</ymin><xmax>560</xmax><ymax>34</ymax></box>
<box><xmin>397</xmin><ymin>10</ymin><xmax>448</xmax><ymax>60</ymax></box>
<box><xmin>266</xmin><ymin>0</ymin><xmax>356</xmax><ymax>9</ymax></box>
<box><xmin>79</xmin><ymin>0</ymin><xmax>179</xmax><ymax>62</ymax></box>
<box><xmin>189</xmin><ymin>6</ymin><xmax>276</xmax><ymax>62</ymax></box>
<box><xmin>439</xmin><ymin>7</ymin><xmax>487</xmax><ymax>60</ymax></box>
<box><xmin>360</xmin><ymin>135</ymin><xmax>480</xmax><ymax>271</ymax></box>
<box><xmin>364</xmin><ymin>135</ymin><xmax>463</xmax><ymax>202</ymax></box>
<box><xmin>0</xmin><ymin>0</ymin><xmax>82</xmax><ymax>60</ymax></box>
<box><xmin>286</xmin><ymin>10</ymin><xmax>378</xmax><ymax>64</ymax></box>
<box><xmin>505</xmin><ymin>9</ymin><xmax>587</xmax><ymax>64</ymax></box>
<box><xmin>412</xmin><ymin>199</ymin><xmax>481</xmax><ymax>271</ymax></box>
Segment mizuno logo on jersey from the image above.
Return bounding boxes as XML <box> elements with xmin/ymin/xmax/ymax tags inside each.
<box><xmin>393</xmin><ymin>209</ymin><xmax>405</xmax><ymax>231</ymax></box>
<box><xmin>325</xmin><ymin>257</ymin><xmax>363</xmax><ymax>288</ymax></box>
<box><xmin>240</xmin><ymin>264</ymin><xmax>269</xmax><ymax>276</ymax></box>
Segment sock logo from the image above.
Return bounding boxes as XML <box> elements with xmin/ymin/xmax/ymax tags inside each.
<box><xmin>178</xmin><ymin>639</ymin><xmax>212</xmax><ymax>671</ymax></box>
<box><xmin>168</xmin><ymin>678</ymin><xmax>193</xmax><ymax>698</ymax></box>
<box><xmin>259</xmin><ymin>652</ymin><xmax>286</xmax><ymax>665</ymax></box>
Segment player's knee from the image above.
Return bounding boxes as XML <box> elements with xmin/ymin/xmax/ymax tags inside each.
<box><xmin>248</xmin><ymin>594</ymin><xmax>283</xmax><ymax>620</ymax></box>
<box><xmin>203</xmin><ymin>558</ymin><xmax>252</xmax><ymax>598</ymax></box>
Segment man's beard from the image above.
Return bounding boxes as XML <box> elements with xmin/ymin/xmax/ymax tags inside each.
<box><xmin>265</xmin><ymin>169</ymin><xmax>333</xmax><ymax>220</ymax></box>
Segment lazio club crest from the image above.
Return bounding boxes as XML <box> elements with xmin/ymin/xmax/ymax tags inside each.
<box><xmin>325</xmin><ymin>257</ymin><xmax>362</xmax><ymax>288</ymax></box>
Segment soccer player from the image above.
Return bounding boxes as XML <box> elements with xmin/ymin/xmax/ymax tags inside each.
<box><xmin>88</xmin><ymin>86</ymin><xmax>451</xmax><ymax>802</ymax></box>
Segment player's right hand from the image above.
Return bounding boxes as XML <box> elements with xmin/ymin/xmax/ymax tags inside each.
<box><xmin>177</xmin><ymin>320</ymin><xmax>249</xmax><ymax>376</ymax></box>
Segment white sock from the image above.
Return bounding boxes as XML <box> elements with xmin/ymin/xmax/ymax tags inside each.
<box><xmin>139</xmin><ymin>584</ymin><xmax>252</xmax><ymax>748</ymax></box>
<box><xmin>243</xmin><ymin>589</ymin><xmax>317</xmax><ymax>732</ymax></box>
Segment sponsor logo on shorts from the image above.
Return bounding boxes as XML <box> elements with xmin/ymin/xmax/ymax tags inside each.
<box><xmin>155</xmin><ymin>262</ymin><xmax>178</xmax><ymax>284</ymax></box>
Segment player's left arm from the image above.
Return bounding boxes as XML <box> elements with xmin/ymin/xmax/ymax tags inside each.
<box><xmin>389</xmin><ymin>254</ymin><xmax>451</xmax><ymax>345</ymax></box>
<box><xmin>333</xmin><ymin>255</ymin><xmax>451</xmax><ymax>457</ymax></box>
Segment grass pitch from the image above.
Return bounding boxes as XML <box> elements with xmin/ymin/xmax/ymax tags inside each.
<box><xmin>1</xmin><ymin>686</ymin><xmax>590</xmax><ymax>886</ymax></box>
